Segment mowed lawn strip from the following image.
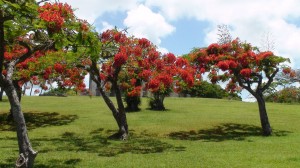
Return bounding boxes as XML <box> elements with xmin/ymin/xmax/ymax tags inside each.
<box><xmin>0</xmin><ymin>96</ymin><xmax>299</xmax><ymax>168</ymax></box>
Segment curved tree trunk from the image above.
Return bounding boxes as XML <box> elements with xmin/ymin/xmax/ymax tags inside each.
<box><xmin>112</xmin><ymin>80</ymin><xmax>128</xmax><ymax>139</ymax></box>
<box><xmin>255</xmin><ymin>92</ymin><xmax>272</xmax><ymax>136</ymax></box>
<box><xmin>90</xmin><ymin>62</ymin><xmax>128</xmax><ymax>140</ymax></box>
<box><xmin>98</xmin><ymin>85</ymin><xmax>128</xmax><ymax>140</ymax></box>
<box><xmin>4</xmin><ymin>81</ymin><xmax>37</xmax><ymax>167</ymax></box>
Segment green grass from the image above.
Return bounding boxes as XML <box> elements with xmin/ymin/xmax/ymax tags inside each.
<box><xmin>0</xmin><ymin>96</ymin><xmax>300</xmax><ymax>167</ymax></box>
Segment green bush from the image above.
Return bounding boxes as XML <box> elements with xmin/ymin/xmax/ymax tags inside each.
<box><xmin>265</xmin><ymin>87</ymin><xmax>300</xmax><ymax>103</ymax></box>
<box><xmin>180</xmin><ymin>81</ymin><xmax>241</xmax><ymax>100</ymax></box>
<box><xmin>40</xmin><ymin>88</ymin><xmax>77</xmax><ymax>97</ymax></box>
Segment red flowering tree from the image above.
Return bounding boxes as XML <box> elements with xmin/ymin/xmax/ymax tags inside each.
<box><xmin>190</xmin><ymin>38</ymin><xmax>290</xmax><ymax>136</ymax></box>
<box><xmin>1</xmin><ymin>1</ymin><xmax>89</xmax><ymax>167</ymax></box>
<box><xmin>87</xmin><ymin>29</ymin><xmax>159</xmax><ymax>139</ymax></box>
<box><xmin>146</xmin><ymin>54</ymin><xmax>195</xmax><ymax>111</ymax></box>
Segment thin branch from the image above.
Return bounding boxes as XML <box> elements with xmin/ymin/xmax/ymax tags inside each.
<box><xmin>37</xmin><ymin>0</ymin><xmax>49</xmax><ymax>5</ymax></box>
<box><xmin>262</xmin><ymin>67</ymin><xmax>279</xmax><ymax>92</ymax></box>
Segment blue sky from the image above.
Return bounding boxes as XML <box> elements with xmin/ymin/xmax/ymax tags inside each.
<box><xmin>60</xmin><ymin>0</ymin><xmax>300</xmax><ymax>67</ymax></box>
<box><xmin>59</xmin><ymin>0</ymin><xmax>300</xmax><ymax>100</ymax></box>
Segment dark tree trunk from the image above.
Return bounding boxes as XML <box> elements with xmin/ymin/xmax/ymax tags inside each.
<box><xmin>4</xmin><ymin>80</ymin><xmax>37</xmax><ymax>167</ymax></box>
<box><xmin>150</xmin><ymin>93</ymin><xmax>165</xmax><ymax>111</ymax></box>
<box><xmin>98</xmin><ymin>85</ymin><xmax>128</xmax><ymax>140</ymax></box>
<box><xmin>90</xmin><ymin>62</ymin><xmax>128</xmax><ymax>140</ymax></box>
<box><xmin>255</xmin><ymin>92</ymin><xmax>272</xmax><ymax>136</ymax></box>
<box><xmin>0</xmin><ymin>87</ymin><xmax>3</xmax><ymax>101</ymax></box>
<box><xmin>125</xmin><ymin>96</ymin><xmax>141</xmax><ymax>112</ymax></box>
<box><xmin>112</xmin><ymin>80</ymin><xmax>128</xmax><ymax>139</ymax></box>
<box><xmin>125</xmin><ymin>79</ymin><xmax>142</xmax><ymax>112</ymax></box>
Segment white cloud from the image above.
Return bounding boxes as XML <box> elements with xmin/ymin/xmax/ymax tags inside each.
<box><xmin>59</xmin><ymin>0</ymin><xmax>140</xmax><ymax>23</ymax></box>
<box><xmin>99</xmin><ymin>22</ymin><xmax>114</xmax><ymax>32</ymax></box>
<box><xmin>145</xmin><ymin>0</ymin><xmax>300</xmax><ymax>68</ymax></box>
<box><xmin>57</xmin><ymin>0</ymin><xmax>300</xmax><ymax>68</ymax></box>
<box><xmin>124</xmin><ymin>5</ymin><xmax>175</xmax><ymax>46</ymax></box>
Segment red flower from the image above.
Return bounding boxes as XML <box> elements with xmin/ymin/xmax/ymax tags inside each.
<box><xmin>164</xmin><ymin>53</ymin><xmax>176</xmax><ymax>64</ymax></box>
<box><xmin>38</xmin><ymin>2</ymin><xmax>74</xmax><ymax>33</ymax></box>
<box><xmin>282</xmin><ymin>67</ymin><xmax>291</xmax><ymax>74</ymax></box>
<box><xmin>2</xmin><ymin>70</ymin><xmax>7</xmax><ymax>76</ymax></box>
<box><xmin>217</xmin><ymin>61</ymin><xmax>229</xmax><ymax>71</ymax></box>
<box><xmin>240</xmin><ymin>68</ymin><xmax>252</xmax><ymax>77</ymax></box>
<box><xmin>175</xmin><ymin>57</ymin><xmax>188</xmax><ymax>67</ymax></box>
<box><xmin>114</xmin><ymin>52</ymin><xmax>128</xmax><ymax>67</ymax></box>
<box><xmin>138</xmin><ymin>38</ymin><xmax>151</xmax><ymax>48</ymax></box>
<box><xmin>206</xmin><ymin>43</ymin><xmax>220</xmax><ymax>54</ymax></box>
<box><xmin>130</xmin><ymin>78</ymin><xmax>137</xmax><ymax>85</ymax></box>
<box><xmin>54</xmin><ymin>63</ymin><xmax>64</xmax><ymax>73</ymax></box>
<box><xmin>228</xmin><ymin>60</ymin><xmax>238</xmax><ymax>69</ymax></box>
<box><xmin>138</xmin><ymin>70</ymin><xmax>152</xmax><ymax>81</ymax></box>
<box><xmin>4</xmin><ymin>52</ymin><xmax>13</xmax><ymax>60</ymax></box>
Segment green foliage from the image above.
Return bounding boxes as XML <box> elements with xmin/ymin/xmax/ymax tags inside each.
<box><xmin>40</xmin><ymin>88</ymin><xmax>77</xmax><ymax>97</ymax></box>
<box><xmin>265</xmin><ymin>86</ymin><xmax>300</xmax><ymax>103</ymax></box>
<box><xmin>181</xmin><ymin>81</ymin><xmax>241</xmax><ymax>100</ymax></box>
<box><xmin>0</xmin><ymin>96</ymin><xmax>300</xmax><ymax>167</ymax></box>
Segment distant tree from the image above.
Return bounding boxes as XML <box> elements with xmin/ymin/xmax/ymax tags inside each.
<box><xmin>265</xmin><ymin>86</ymin><xmax>300</xmax><ymax>103</ymax></box>
<box><xmin>190</xmin><ymin>38</ymin><xmax>290</xmax><ymax>136</ymax></box>
<box><xmin>260</xmin><ymin>31</ymin><xmax>275</xmax><ymax>52</ymax></box>
<box><xmin>148</xmin><ymin>56</ymin><xmax>195</xmax><ymax>111</ymax></box>
<box><xmin>180</xmin><ymin>81</ymin><xmax>241</xmax><ymax>100</ymax></box>
<box><xmin>217</xmin><ymin>24</ymin><xmax>232</xmax><ymax>45</ymax></box>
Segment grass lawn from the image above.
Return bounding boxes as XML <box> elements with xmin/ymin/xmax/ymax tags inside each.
<box><xmin>0</xmin><ymin>96</ymin><xmax>300</xmax><ymax>168</ymax></box>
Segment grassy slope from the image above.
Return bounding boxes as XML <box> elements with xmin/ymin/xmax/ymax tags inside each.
<box><xmin>0</xmin><ymin>96</ymin><xmax>299</xmax><ymax>168</ymax></box>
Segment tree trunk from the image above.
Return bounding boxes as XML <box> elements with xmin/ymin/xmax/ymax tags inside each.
<box><xmin>90</xmin><ymin>63</ymin><xmax>128</xmax><ymax>140</ymax></box>
<box><xmin>4</xmin><ymin>81</ymin><xmax>37</xmax><ymax>167</ymax></box>
<box><xmin>0</xmin><ymin>87</ymin><xmax>3</xmax><ymax>101</ymax></box>
<box><xmin>7</xmin><ymin>80</ymin><xmax>22</xmax><ymax>121</ymax></box>
<box><xmin>125</xmin><ymin>79</ymin><xmax>141</xmax><ymax>112</ymax></box>
<box><xmin>150</xmin><ymin>93</ymin><xmax>165</xmax><ymax>111</ymax></box>
<box><xmin>112</xmin><ymin>80</ymin><xmax>128</xmax><ymax>139</ymax></box>
<box><xmin>255</xmin><ymin>92</ymin><xmax>272</xmax><ymax>136</ymax></box>
<box><xmin>125</xmin><ymin>96</ymin><xmax>141</xmax><ymax>112</ymax></box>
<box><xmin>97</xmin><ymin>82</ymin><xmax>128</xmax><ymax>140</ymax></box>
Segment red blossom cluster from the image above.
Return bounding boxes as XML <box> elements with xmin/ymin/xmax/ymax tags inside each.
<box><xmin>240</xmin><ymin>68</ymin><xmax>252</xmax><ymax>78</ymax></box>
<box><xmin>100</xmin><ymin>29</ymin><xmax>127</xmax><ymax>43</ymax></box>
<box><xmin>127</xmin><ymin>86</ymin><xmax>142</xmax><ymax>97</ymax></box>
<box><xmin>4</xmin><ymin>45</ymin><xmax>28</xmax><ymax>61</ymax></box>
<box><xmin>114</xmin><ymin>50</ymin><xmax>128</xmax><ymax>67</ymax></box>
<box><xmin>138</xmin><ymin>38</ymin><xmax>151</xmax><ymax>48</ymax></box>
<box><xmin>38</xmin><ymin>2</ymin><xmax>74</xmax><ymax>33</ymax></box>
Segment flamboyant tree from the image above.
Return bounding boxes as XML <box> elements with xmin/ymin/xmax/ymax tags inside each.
<box><xmin>147</xmin><ymin>55</ymin><xmax>195</xmax><ymax>111</ymax></box>
<box><xmin>87</xmin><ymin>29</ymin><xmax>160</xmax><ymax>139</ymax></box>
<box><xmin>190</xmin><ymin>38</ymin><xmax>290</xmax><ymax>136</ymax></box>
<box><xmin>1</xmin><ymin>1</ymin><xmax>89</xmax><ymax>167</ymax></box>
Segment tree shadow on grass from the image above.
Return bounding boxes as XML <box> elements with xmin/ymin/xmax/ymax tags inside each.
<box><xmin>0</xmin><ymin>158</ymin><xmax>82</xmax><ymax>168</ymax></box>
<box><xmin>30</xmin><ymin>128</ymin><xmax>185</xmax><ymax>158</ymax></box>
<box><xmin>0</xmin><ymin>111</ymin><xmax>78</xmax><ymax>131</ymax></box>
<box><xmin>168</xmin><ymin>123</ymin><xmax>292</xmax><ymax>142</ymax></box>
